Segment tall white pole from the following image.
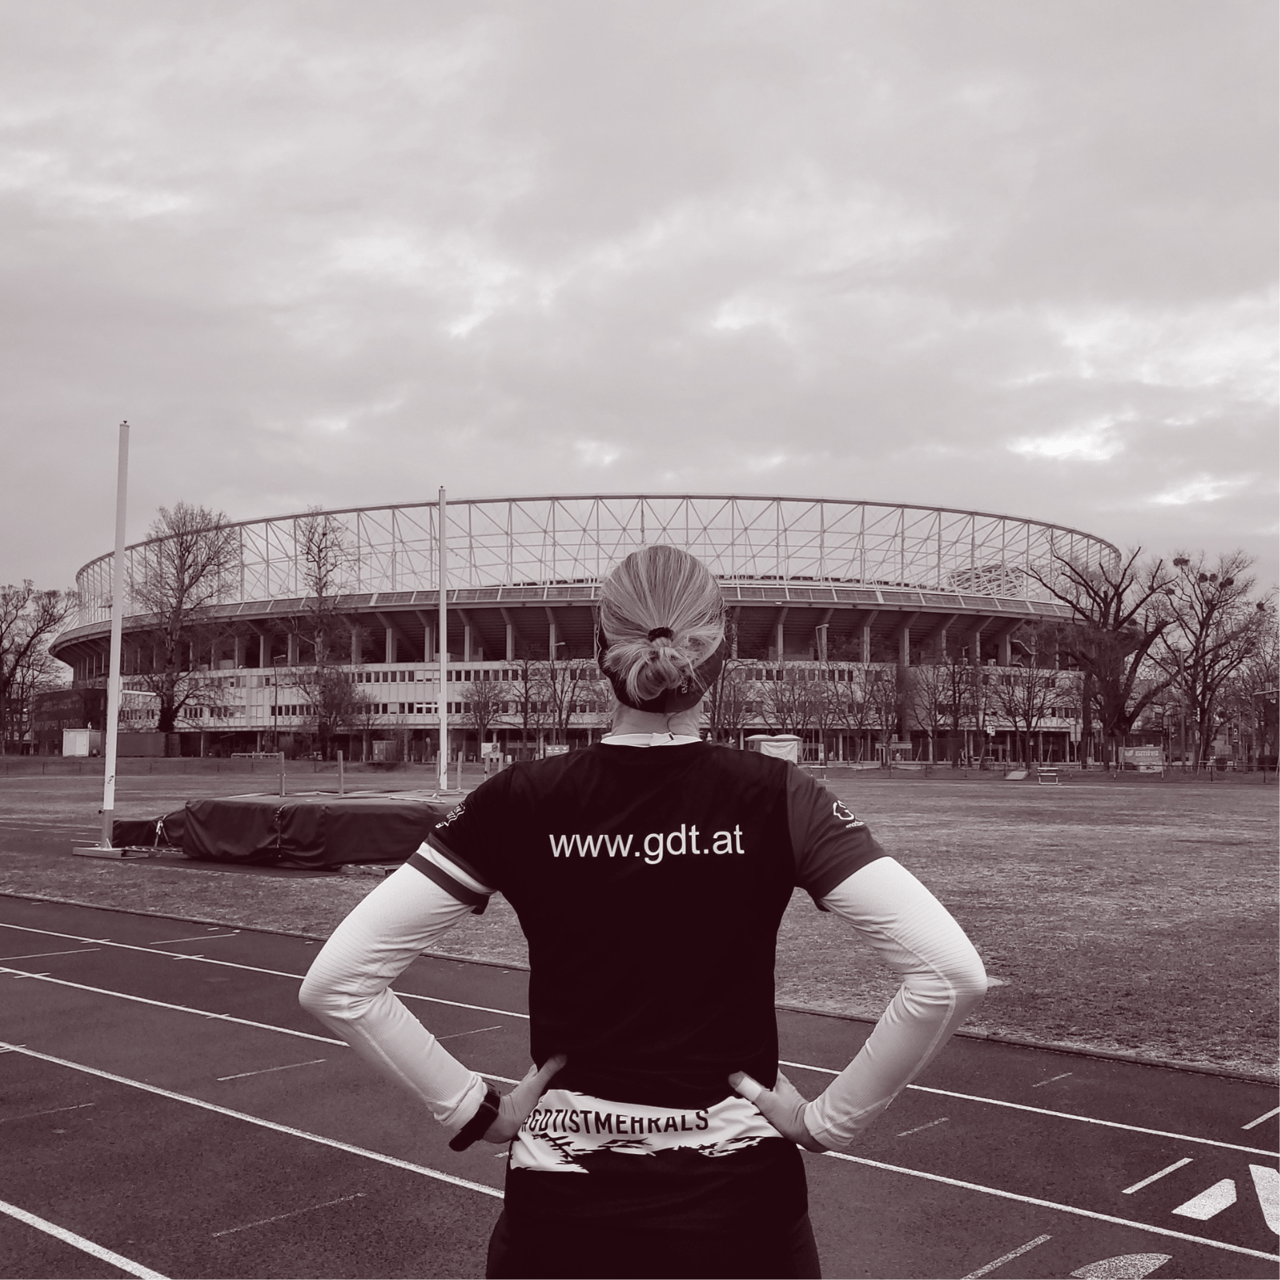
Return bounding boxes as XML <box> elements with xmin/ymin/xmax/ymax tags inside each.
<box><xmin>100</xmin><ymin>421</ymin><xmax>130</xmax><ymax>847</ymax></box>
<box><xmin>438</xmin><ymin>486</ymin><xmax>449</xmax><ymax>792</ymax></box>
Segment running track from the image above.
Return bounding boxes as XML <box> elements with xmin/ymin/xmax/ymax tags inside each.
<box><xmin>0</xmin><ymin>895</ymin><xmax>1275</xmax><ymax>1279</ymax></box>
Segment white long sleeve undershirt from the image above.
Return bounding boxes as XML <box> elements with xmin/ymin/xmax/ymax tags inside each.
<box><xmin>299</xmin><ymin>865</ymin><xmax>489</xmax><ymax>1135</ymax></box>
<box><xmin>801</xmin><ymin>858</ymin><xmax>987</xmax><ymax>1149</ymax></box>
<box><xmin>298</xmin><ymin>856</ymin><xmax>986</xmax><ymax>1150</ymax></box>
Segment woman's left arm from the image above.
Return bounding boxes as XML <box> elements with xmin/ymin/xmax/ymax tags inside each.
<box><xmin>802</xmin><ymin>857</ymin><xmax>988</xmax><ymax>1149</ymax></box>
<box><xmin>733</xmin><ymin>857</ymin><xmax>987</xmax><ymax>1152</ymax></box>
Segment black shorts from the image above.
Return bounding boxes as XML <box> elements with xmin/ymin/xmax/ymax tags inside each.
<box><xmin>486</xmin><ymin>1138</ymin><xmax>821</xmax><ymax>1279</ymax></box>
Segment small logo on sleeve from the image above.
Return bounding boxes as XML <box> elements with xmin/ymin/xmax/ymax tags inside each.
<box><xmin>832</xmin><ymin>800</ymin><xmax>864</xmax><ymax>829</ymax></box>
<box><xmin>435</xmin><ymin>802</ymin><xmax>465</xmax><ymax>831</ymax></box>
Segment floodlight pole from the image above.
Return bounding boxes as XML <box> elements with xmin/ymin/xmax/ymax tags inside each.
<box><xmin>438</xmin><ymin>486</ymin><xmax>450</xmax><ymax>792</ymax></box>
<box><xmin>99</xmin><ymin>420</ymin><xmax>129</xmax><ymax>847</ymax></box>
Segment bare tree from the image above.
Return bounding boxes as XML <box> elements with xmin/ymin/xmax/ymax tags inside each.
<box><xmin>864</xmin><ymin>663</ymin><xmax>908</xmax><ymax>762</ymax></box>
<box><xmin>1031</xmin><ymin>549</ymin><xmax>1174</xmax><ymax>770</ymax></box>
<box><xmin>0</xmin><ymin>582</ymin><xmax>74</xmax><ymax>754</ymax></box>
<box><xmin>288</xmin><ymin>508</ymin><xmax>357</xmax><ymax>759</ymax></box>
<box><xmin>541</xmin><ymin>656</ymin><xmax>582</xmax><ymax>746</ymax></box>
<box><xmin>298</xmin><ymin>666</ymin><xmax>377</xmax><ymax>760</ymax></box>
<box><xmin>704</xmin><ymin>658</ymin><xmax>751</xmax><ymax>744</ymax></box>
<box><xmin>464</xmin><ymin>672</ymin><xmax>510</xmax><ymax>753</ymax></box>
<box><xmin>988</xmin><ymin>629</ymin><xmax>1067</xmax><ymax>767</ymax></box>
<box><xmin>906</xmin><ymin>662</ymin><xmax>949</xmax><ymax>763</ymax></box>
<box><xmin>344</xmin><ymin>689</ymin><xmax>389</xmax><ymax>763</ymax></box>
<box><xmin>1225</xmin><ymin>602</ymin><xmax>1278</xmax><ymax>767</ymax></box>
<box><xmin>934</xmin><ymin>656</ymin><xmax>977</xmax><ymax>764</ymax></box>
<box><xmin>758</xmin><ymin>664</ymin><xmax>817</xmax><ymax>740</ymax></box>
<box><xmin>967</xmin><ymin>664</ymin><xmax>996</xmax><ymax>767</ymax></box>
<box><xmin>4</xmin><ymin>639</ymin><xmax>70</xmax><ymax>753</ymax></box>
<box><xmin>128</xmin><ymin>503</ymin><xmax>239</xmax><ymax>739</ymax></box>
<box><xmin>1155</xmin><ymin>552</ymin><xmax>1273</xmax><ymax>769</ymax></box>
<box><xmin>506</xmin><ymin>654</ymin><xmax>553</xmax><ymax>755</ymax></box>
<box><xmin>807</xmin><ymin>666</ymin><xmax>847</xmax><ymax>762</ymax></box>
<box><xmin>835</xmin><ymin>665</ymin><xmax>874</xmax><ymax>761</ymax></box>
<box><xmin>569</xmin><ymin>665</ymin><xmax>614</xmax><ymax>741</ymax></box>
<box><xmin>293</xmin><ymin>508</ymin><xmax>355</xmax><ymax>664</ymax></box>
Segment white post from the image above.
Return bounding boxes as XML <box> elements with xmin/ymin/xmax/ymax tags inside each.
<box><xmin>99</xmin><ymin>421</ymin><xmax>130</xmax><ymax>849</ymax></box>
<box><xmin>438</xmin><ymin>486</ymin><xmax>450</xmax><ymax>791</ymax></box>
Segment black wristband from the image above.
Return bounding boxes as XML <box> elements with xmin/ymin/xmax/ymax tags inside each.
<box><xmin>448</xmin><ymin>1084</ymin><xmax>501</xmax><ymax>1151</ymax></box>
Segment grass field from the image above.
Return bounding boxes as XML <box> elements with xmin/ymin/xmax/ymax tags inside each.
<box><xmin>0</xmin><ymin>762</ymin><xmax>1274</xmax><ymax>1080</ymax></box>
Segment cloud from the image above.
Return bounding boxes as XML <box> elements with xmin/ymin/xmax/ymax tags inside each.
<box><xmin>1009</xmin><ymin>417</ymin><xmax>1127</xmax><ymax>462</ymax></box>
<box><xmin>1148</xmin><ymin>475</ymin><xmax>1255</xmax><ymax>507</ymax></box>
<box><xmin>0</xmin><ymin>0</ymin><xmax>1274</xmax><ymax>595</ymax></box>
<box><xmin>1043</xmin><ymin>294</ymin><xmax>1278</xmax><ymax>402</ymax></box>
<box><xmin>574</xmin><ymin>440</ymin><xmax>622</xmax><ymax>468</ymax></box>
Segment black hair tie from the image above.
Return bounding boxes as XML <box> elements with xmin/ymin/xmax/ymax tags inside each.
<box><xmin>647</xmin><ymin>627</ymin><xmax>674</xmax><ymax>641</ymax></box>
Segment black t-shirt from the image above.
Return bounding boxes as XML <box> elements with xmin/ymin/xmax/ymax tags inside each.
<box><xmin>425</xmin><ymin>741</ymin><xmax>884</xmax><ymax>1109</ymax></box>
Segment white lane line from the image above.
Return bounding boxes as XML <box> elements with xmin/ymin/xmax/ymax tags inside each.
<box><xmin>961</xmin><ymin>1233</ymin><xmax>1052</xmax><ymax>1278</ymax></box>
<box><xmin>781</xmin><ymin>1060</ymin><xmax>1279</xmax><ymax>1158</ymax></box>
<box><xmin>0</xmin><ymin>965</ymin><xmax>518</xmax><ymax>1085</ymax></box>
<box><xmin>1032</xmin><ymin>1072</ymin><xmax>1073</xmax><ymax>1088</ymax></box>
<box><xmin>1171</xmin><ymin>1178</ymin><xmax>1237</xmax><ymax>1220</ymax></box>
<box><xmin>897</xmin><ymin>1117</ymin><xmax>949</xmax><ymax>1137</ymax></box>
<box><xmin>0</xmin><ymin>922</ymin><xmax>530</xmax><ymax>1019</ymax></box>
<box><xmin>216</xmin><ymin>1058</ymin><xmax>328</xmax><ymax>1082</ymax></box>
<box><xmin>0</xmin><ymin>966</ymin><xmax>344</xmax><ymax>1046</ymax></box>
<box><xmin>1248</xmin><ymin>1165</ymin><xmax>1279</xmax><ymax>1235</ymax></box>
<box><xmin>212</xmin><ymin>1193</ymin><xmax>365</xmax><ymax>1237</ymax></box>
<box><xmin>0</xmin><ymin>948</ymin><xmax>101</xmax><ymax>961</ymax></box>
<box><xmin>0</xmin><ymin>1195</ymin><xmax>168</xmax><ymax>1279</ymax></box>
<box><xmin>2</xmin><ymin>921</ymin><xmax>1267</xmax><ymax>1157</ymax></box>
<box><xmin>400</xmin><ymin>993</ymin><xmax>528</xmax><ymax>1019</ymax></box>
<box><xmin>438</xmin><ymin>1025</ymin><xmax>502</xmax><ymax>1041</ymax></box>
<box><xmin>147</xmin><ymin>933</ymin><xmax>239</xmax><ymax>945</ymax></box>
<box><xmin>1244</xmin><ymin>1106</ymin><xmax>1280</xmax><ymax>1130</ymax></box>
<box><xmin>822</xmin><ymin>1152</ymin><xmax>1280</xmax><ymax>1263</ymax></box>
<box><xmin>0</xmin><ymin>822</ymin><xmax>99</xmax><ymax>831</ymax></box>
<box><xmin>0</xmin><ymin>1041</ymin><xmax>503</xmax><ymax>1200</ymax></box>
<box><xmin>0</xmin><ymin>1102</ymin><xmax>96</xmax><ymax>1124</ymax></box>
<box><xmin>1122</xmin><ymin>1157</ymin><xmax>1193</xmax><ymax>1194</ymax></box>
<box><xmin>1068</xmin><ymin>1254</ymin><xmax>1172</xmax><ymax>1279</ymax></box>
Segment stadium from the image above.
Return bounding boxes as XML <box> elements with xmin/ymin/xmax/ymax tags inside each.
<box><xmin>49</xmin><ymin>495</ymin><xmax>1118</xmax><ymax>764</ymax></box>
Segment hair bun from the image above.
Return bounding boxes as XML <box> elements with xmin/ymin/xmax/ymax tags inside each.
<box><xmin>646</xmin><ymin>627</ymin><xmax>674</xmax><ymax>641</ymax></box>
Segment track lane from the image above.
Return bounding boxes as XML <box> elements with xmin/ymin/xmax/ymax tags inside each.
<box><xmin>3</xmin><ymin>910</ymin><xmax>1271</xmax><ymax>1152</ymax></box>
<box><xmin>0</xmin><ymin>1041</ymin><xmax>495</xmax><ymax>1279</ymax></box>
<box><xmin>2</xmin><ymin>895</ymin><xmax>1276</xmax><ymax>1279</ymax></box>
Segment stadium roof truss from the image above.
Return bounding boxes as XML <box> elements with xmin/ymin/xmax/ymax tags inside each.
<box><xmin>67</xmin><ymin>495</ymin><xmax>1119</xmax><ymax>633</ymax></box>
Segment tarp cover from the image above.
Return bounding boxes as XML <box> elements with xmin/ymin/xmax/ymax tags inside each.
<box><xmin>120</xmin><ymin>791</ymin><xmax>450</xmax><ymax>868</ymax></box>
<box><xmin>111</xmin><ymin>809</ymin><xmax>187</xmax><ymax>849</ymax></box>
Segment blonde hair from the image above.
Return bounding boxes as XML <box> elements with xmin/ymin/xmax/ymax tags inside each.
<box><xmin>599</xmin><ymin>545</ymin><xmax>725</xmax><ymax>704</ymax></box>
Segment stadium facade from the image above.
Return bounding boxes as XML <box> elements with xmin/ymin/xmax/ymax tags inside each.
<box><xmin>50</xmin><ymin>495</ymin><xmax>1118</xmax><ymax>764</ymax></box>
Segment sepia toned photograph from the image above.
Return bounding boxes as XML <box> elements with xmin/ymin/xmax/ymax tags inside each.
<box><xmin>0</xmin><ymin>3</ymin><xmax>1275</xmax><ymax>1277</ymax></box>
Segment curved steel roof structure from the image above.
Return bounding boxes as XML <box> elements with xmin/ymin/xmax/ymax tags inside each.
<box><xmin>54</xmin><ymin>495</ymin><xmax>1117</xmax><ymax>674</ymax></box>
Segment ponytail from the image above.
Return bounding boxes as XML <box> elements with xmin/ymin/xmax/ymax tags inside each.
<box><xmin>598</xmin><ymin>545</ymin><xmax>725</xmax><ymax>708</ymax></box>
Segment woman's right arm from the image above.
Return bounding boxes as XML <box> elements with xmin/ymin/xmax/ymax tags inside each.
<box><xmin>298</xmin><ymin>862</ymin><xmax>491</xmax><ymax>1135</ymax></box>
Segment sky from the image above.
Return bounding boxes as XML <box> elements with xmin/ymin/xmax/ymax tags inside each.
<box><xmin>2</xmin><ymin>0</ymin><xmax>1276</xmax><ymax>594</ymax></box>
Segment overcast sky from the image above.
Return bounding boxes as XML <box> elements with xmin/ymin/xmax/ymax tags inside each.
<box><xmin>2</xmin><ymin>0</ymin><xmax>1276</xmax><ymax>594</ymax></box>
